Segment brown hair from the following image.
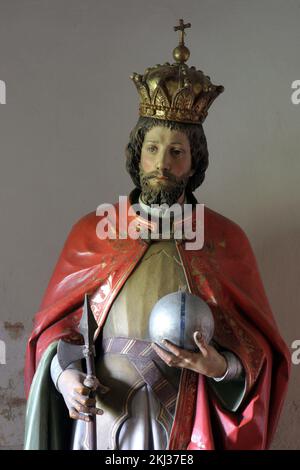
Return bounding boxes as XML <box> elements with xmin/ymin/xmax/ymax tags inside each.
<box><xmin>125</xmin><ymin>116</ymin><xmax>209</xmax><ymax>194</ymax></box>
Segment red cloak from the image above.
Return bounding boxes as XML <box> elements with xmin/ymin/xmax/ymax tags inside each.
<box><xmin>25</xmin><ymin>190</ymin><xmax>291</xmax><ymax>450</ymax></box>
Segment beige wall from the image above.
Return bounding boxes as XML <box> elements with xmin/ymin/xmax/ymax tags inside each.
<box><xmin>0</xmin><ymin>0</ymin><xmax>299</xmax><ymax>449</ymax></box>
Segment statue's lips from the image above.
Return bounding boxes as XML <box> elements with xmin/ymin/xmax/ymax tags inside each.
<box><xmin>151</xmin><ymin>176</ymin><xmax>173</xmax><ymax>182</ymax></box>
<box><xmin>146</xmin><ymin>175</ymin><xmax>177</xmax><ymax>185</ymax></box>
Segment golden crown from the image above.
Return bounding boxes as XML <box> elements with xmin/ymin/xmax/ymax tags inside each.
<box><xmin>130</xmin><ymin>19</ymin><xmax>224</xmax><ymax>125</ymax></box>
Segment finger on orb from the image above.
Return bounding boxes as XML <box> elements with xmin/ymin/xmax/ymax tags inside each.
<box><xmin>151</xmin><ymin>342</ymin><xmax>176</xmax><ymax>364</ymax></box>
<box><xmin>162</xmin><ymin>339</ymin><xmax>182</xmax><ymax>357</ymax></box>
<box><xmin>194</xmin><ymin>330</ymin><xmax>206</xmax><ymax>345</ymax></box>
<box><xmin>194</xmin><ymin>330</ymin><xmax>204</xmax><ymax>341</ymax></box>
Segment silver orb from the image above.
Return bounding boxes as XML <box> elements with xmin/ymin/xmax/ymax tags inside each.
<box><xmin>148</xmin><ymin>291</ymin><xmax>214</xmax><ymax>351</ymax></box>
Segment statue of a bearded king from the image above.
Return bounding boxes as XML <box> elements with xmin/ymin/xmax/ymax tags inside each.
<box><xmin>24</xmin><ymin>19</ymin><xmax>290</xmax><ymax>450</ymax></box>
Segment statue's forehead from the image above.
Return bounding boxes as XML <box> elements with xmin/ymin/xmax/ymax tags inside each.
<box><xmin>143</xmin><ymin>125</ymin><xmax>190</xmax><ymax>144</ymax></box>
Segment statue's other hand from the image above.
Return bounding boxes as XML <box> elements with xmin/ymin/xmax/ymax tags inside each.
<box><xmin>57</xmin><ymin>369</ymin><xmax>104</xmax><ymax>422</ymax></box>
<box><xmin>151</xmin><ymin>331</ymin><xmax>227</xmax><ymax>378</ymax></box>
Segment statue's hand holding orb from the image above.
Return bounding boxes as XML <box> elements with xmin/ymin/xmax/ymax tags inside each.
<box><xmin>149</xmin><ymin>291</ymin><xmax>227</xmax><ymax>378</ymax></box>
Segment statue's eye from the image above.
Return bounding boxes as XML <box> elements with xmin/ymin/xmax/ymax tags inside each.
<box><xmin>171</xmin><ymin>148</ymin><xmax>183</xmax><ymax>157</ymax></box>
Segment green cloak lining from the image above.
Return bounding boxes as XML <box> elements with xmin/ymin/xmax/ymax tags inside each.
<box><xmin>24</xmin><ymin>342</ymin><xmax>72</xmax><ymax>450</ymax></box>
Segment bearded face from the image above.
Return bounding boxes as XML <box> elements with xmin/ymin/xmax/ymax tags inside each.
<box><xmin>139</xmin><ymin>126</ymin><xmax>195</xmax><ymax>207</ymax></box>
<box><xmin>139</xmin><ymin>166</ymin><xmax>191</xmax><ymax>206</ymax></box>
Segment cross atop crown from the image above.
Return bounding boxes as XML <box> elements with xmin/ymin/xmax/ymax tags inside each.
<box><xmin>173</xmin><ymin>19</ymin><xmax>191</xmax><ymax>46</ymax></box>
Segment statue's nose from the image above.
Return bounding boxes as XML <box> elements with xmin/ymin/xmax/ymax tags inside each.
<box><xmin>156</xmin><ymin>150</ymin><xmax>171</xmax><ymax>171</ymax></box>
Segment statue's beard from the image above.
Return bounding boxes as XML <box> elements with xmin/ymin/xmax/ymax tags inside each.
<box><xmin>139</xmin><ymin>168</ymin><xmax>190</xmax><ymax>206</ymax></box>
